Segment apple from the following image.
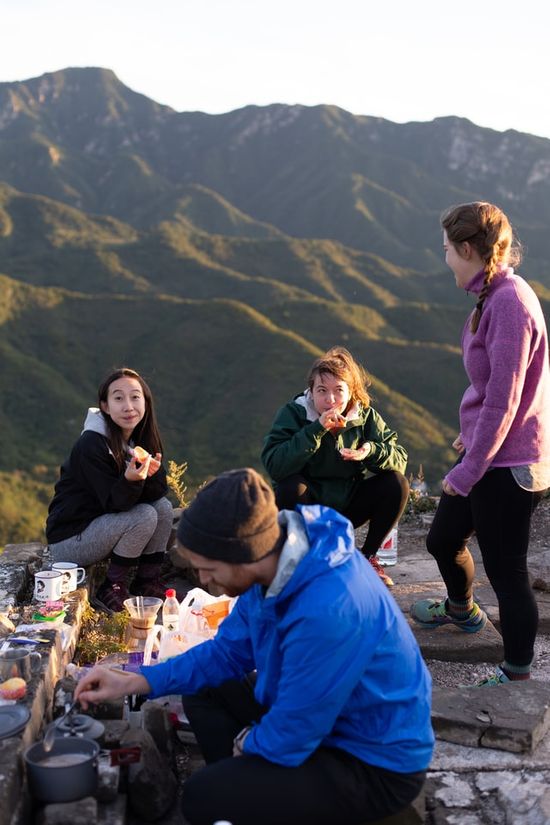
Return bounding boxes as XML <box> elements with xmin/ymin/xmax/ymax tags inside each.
<box><xmin>0</xmin><ymin>677</ymin><xmax>26</xmax><ymax>700</ymax></box>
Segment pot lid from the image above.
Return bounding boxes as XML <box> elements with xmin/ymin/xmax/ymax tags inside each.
<box><xmin>54</xmin><ymin>714</ymin><xmax>105</xmax><ymax>740</ymax></box>
<box><xmin>0</xmin><ymin>705</ymin><xmax>31</xmax><ymax>739</ymax></box>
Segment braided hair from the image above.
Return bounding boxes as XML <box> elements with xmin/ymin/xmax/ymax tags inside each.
<box><xmin>441</xmin><ymin>202</ymin><xmax>522</xmax><ymax>333</ymax></box>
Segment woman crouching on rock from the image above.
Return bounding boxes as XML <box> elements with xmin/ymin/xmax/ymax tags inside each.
<box><xmin>261</xmin><ymin>346</ymin><xmax>409</xmax><ymax>587</ymax></box>
<box><xmin>46</xmin><ymin>367</ymin><xmax>173</xmax><ymax>612</ymax></box>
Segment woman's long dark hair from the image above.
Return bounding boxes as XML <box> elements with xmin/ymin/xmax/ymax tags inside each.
<box><xmin>98</xmin><ymin>367</ymin><xmax>164</xmax><ymax>472</ymax></box>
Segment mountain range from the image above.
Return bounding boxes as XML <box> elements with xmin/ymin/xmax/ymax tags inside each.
<box><xmin>1</xmin><ymin>67</ymin><xmax>549</xmax><ymax>544</ymax></box>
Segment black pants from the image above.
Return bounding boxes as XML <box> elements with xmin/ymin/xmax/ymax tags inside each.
<box><xmin>274</xmin><ymin>470</ymin><xmax>410</xmax><ymax>557</ymax></box>
<box><xmin>427</xmin><ymin>467</ymin><xmax>544</xmax><ymax>666</ymax></box>
<box><xmin>181</xmin><ymin>678</ymin><xmax>425</xmax><ymax>825</ymax></box>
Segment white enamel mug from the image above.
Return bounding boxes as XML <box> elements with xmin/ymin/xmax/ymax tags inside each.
<box><xmin>34</xmin><ymin>570</ymin><xmax>63</xmax><ymax>602</ymax></box>
<box><xmin>52</xmin><ymin>562</ymin><xmax>86</xmax><ymax>594</ymax></box>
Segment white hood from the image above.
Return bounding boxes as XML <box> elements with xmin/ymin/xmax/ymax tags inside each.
<box><xmin>266</xmin><ymin>510</ymin><xmax>310</xmax><ymax>598</ymax></box>
<box><xmin>294</xmin><ymin>389</ymin><xmax>362</xmax><ymax>425</ymax></box>
<box><xmin>81</xmin><ymin>407</ymin><xmax>109</xmax><ymax>436</ymax></box>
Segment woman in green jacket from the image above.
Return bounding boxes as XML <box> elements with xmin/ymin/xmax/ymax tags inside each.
<box><xmin>261</xmin><ymin>347</ymin><xmax>409</xmax><ymax>586</ymax></box>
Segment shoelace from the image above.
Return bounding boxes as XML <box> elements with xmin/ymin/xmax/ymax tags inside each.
<box><xmin>476</xmin><ymin>674</ymin><xmax>502</xmax><ymax>686</ymax></box>
<box><xmin>427</xmin><ymin>601</ymin><xmax>447</xmax><ymax>616</ymax></box>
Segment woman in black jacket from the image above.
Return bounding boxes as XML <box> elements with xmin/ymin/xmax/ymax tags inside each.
<box><xmin>46</xmin><ymin>367</ymin><xmax>173</xmax><ymax>612</ymax></box>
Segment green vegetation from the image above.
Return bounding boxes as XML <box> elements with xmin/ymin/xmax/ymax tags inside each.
<box><xmin>0</xmin><ymin>469</ymin><xmax>53</xmax><ymax>546</ymax></box>
<box><xmin>1</xmin><ymin>68</ymin><xmax>549</xmax><ymax>544</ymax></box>
<box><xmin>73</xmin><ymin>602</ymin><xmax>129</xmax><ymax>665</ymax></box>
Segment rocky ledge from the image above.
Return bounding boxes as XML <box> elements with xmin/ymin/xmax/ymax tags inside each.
<box><xmin>1</xmin><ymin>499</ymin><xmax>550</xmax><ymax>824</ymax></box>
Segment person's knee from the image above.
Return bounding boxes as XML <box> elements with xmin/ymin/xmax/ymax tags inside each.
<box><xmin>154</xmin><ymin>496</ymin><xmax>174</xmax><ymax>527</ymax></box>
<box><xmin>181</xmin><ymin>764</ymin><xmax>231</xmax><ymax>825</ymax></box>
<box><xmin>133</xmin><ymin>503</ymin><xmax>158</xmax><ymax>535</ymax></box>
<box><xmin>155</xmin><ymin>496</ymin><xmax>173</xmax><ymax>518</ymax></box>
<box><xmin>382</xmin><ymin>470</ymin><xmax>410</xmax><ymax>500</ymax></box>
<box><xmin>181</xmin><ymin>769</ymin><xmax>210</xmax><ymax>825</ymax></box>
<box><xmin>425</xmin><ymin>528</ymin><xmax>443</xmax><ymax>560</ymax></box>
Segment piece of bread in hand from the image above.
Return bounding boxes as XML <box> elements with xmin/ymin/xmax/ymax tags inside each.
<box><xmin>328</xmin><ymin>415</ymin><xmax>346</xmax><ymax>431</ymax></box>
<box><xmin>132</xmin><ymin>445</ymin><xmax>150</xmax><ymax>463</ymax></box>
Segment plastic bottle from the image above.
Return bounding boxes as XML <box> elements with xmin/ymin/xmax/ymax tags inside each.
<box><xmin>162</xmin><ymin>589</ymin><xmax>180</xmax><ymax>631</ymax></box>
<box><xmin>377</xmin><ymin>527</ymin><xmax>398</xmax><ymax>566</ymax></box>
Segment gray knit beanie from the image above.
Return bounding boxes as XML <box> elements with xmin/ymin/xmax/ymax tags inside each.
<box><xmin>177</xmin><ymin>468</ymin><xmax>281</xmax><ymax>563</ymax></box>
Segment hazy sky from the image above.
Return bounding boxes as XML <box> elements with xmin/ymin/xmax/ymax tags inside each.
<box><xmin>1</xmin><ymin>0</ymin><xmax>549</xmax><ymax>140</ymax></box>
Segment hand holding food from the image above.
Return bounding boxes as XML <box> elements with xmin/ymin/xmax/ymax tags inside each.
<box><xmin>339</xmin><ymin>442</ymin><xmax>372</xmax><ymax>461</ymax></box>
<box><xmin>131</xmin><ymin>445</ymin><xmax>150</xmax><ymax>463</ymax></box>
<box><xmin>320</xmin><ymin>409</ymin><xmax>346</xmax><ymax>431</ymax></box>
<box><xmin>146</xmin><ymin>452</ymin><xmax>162</xmax><ymax>477</ymax></box>
<box><xmin>128</xmin><ymin>446</ymin><xmax>161</xmax><ymax>478</ymax></box>
<box><xmin>125</xmin><ymin>448</ymin><xmax>151</xmax><ymax>482</ymax></box>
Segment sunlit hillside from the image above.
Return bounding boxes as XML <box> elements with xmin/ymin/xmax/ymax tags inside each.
<box><xmin>1</xmin><ymin>67</ymin><xmax>549</xmax><ymax>544</ymax></box>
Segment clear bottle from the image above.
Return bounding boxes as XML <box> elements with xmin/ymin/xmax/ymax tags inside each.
<box><xmin>162</xmin><ymin>588</ymin><xmax>180</xmax><ymax>631</ymax></box>
<box><xmin>377</xmin><ymin>527</ymin><xmax>398</xmax><ymax>566</ymax></box>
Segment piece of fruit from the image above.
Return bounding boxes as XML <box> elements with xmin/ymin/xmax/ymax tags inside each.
<box><xmin>132</xmin><ymin>446</ymin><xmax>150</xmax><ymax>462</ymax></box>
<box><xmin>0</xmin><ymin>677</ymin><xmax>27</xmax><ymax>700</ymax></box>
<box><xmin>328</xmin><ymin>415</ymin><xmax>346</xmax><ymax>431</ymax></box>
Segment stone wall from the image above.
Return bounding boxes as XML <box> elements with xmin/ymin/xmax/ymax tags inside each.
<box><xmin>0</xmin><ymin>542</ymin><xmax>89</xmax><ymax>825</ymax></box>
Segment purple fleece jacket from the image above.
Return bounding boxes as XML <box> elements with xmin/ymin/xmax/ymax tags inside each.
<box><xmin>446</xmin><ymin>267</ymin><xmax>550</xmax><ymax>497</ymax></box>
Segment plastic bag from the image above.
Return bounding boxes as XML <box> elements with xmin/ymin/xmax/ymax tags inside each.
<box><xmin>143</xmin><ymin>588</ymin><xmax>235</xmax><ymax>664</ymax></box>
<box><xmin>179</xmin><ymin>587</ymin><xmax>234</xmax><ymax>634</ymax></box>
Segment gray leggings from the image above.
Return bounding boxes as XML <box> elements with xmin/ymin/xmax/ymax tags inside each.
<box><xmin>49</xmin><ymin>497</ymin><xmax>174</xmax><ymax>566</ymax></box>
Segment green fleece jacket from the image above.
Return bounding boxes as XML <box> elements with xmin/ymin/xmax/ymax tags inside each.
<box><xmin>261</xmin><ymin>391</ymin><xmax>407</xmax><ymax>513</ymax></box>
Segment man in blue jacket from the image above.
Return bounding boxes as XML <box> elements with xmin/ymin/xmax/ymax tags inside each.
<box><xmin>76</xmin><ymin>467</ymin><xmax>434</xmax><ymax>825</ymax></box>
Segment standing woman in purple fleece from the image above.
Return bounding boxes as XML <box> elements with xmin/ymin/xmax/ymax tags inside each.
<box><xmin>411</xmin><ymin>201</ymin><xmax>550</xmax><ymax>686</ymax></box>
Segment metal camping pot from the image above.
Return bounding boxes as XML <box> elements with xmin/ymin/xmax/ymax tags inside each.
<box><xmin>24</xmin><ymin>736</ymin><xmax>99</xmax><ymax>803</ymax></box>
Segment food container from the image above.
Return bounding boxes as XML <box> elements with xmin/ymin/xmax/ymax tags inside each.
<box><xmin>24</xmin><ymin>737</ymin><xmax>99</xmax><ymax>802</ymax></box>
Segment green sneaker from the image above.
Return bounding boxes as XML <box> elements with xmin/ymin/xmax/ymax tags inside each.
<box><xmin>410</xmin><ymin>597</ymin><xmax>487</xmax><ymax>633</ymax></box>
<box><xmin>474</xmin><ymin>666</ymin><xmax>511</xmax><ymax>687</ymax></box>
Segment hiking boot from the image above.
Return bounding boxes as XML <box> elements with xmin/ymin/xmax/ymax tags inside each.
<box><xmin>94</xmin><ymin>580</ymin><xmax>130</xmax><ymax>613</ymax></box>
<box><xmin>474</xmin><ymin>666</ymin><xmax>512</xmax><ymax>687</ymax></box>
<box><xmin>368</xmin><ymin>555</ymin><xmax>394</xmax><ymax>587</ymax></box>
<box><xmin>129</xmin><ymin>552</ymin><xmax>166</xmax><ymax>599</ymax></box>
<box><xmin>130</xmin><ymin>578</ymin><xmax>167</xmax><ymax>599</ymax></box>
<box><xmin>410</xmin><ymin>597</ymin><xmax>487</xmax><ymax>633</ymax></box>
<box><xmin>93</xmin><ymin>554</ymin><xmax>134</xmax><ymax>613</ymax></box>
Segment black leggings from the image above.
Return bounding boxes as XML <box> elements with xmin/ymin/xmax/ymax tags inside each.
<box><xmin>181</xmin><ymin>678</ymin><xmax>425</xmax><ymax>825</ymax></box>
<box><xmin>274</xmin><ymin>471</ymin><xmax>410</xmax><ymax>557</ymax></box>
<box><xmin>427</xmin><ymin>467</ymin><xmax>544</xmax><ymax>667</ymax></box>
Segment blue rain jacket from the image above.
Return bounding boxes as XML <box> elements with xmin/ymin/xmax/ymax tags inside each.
<box><xmin>141</xmin><ymin>505</ymin><xmax>434</xmax><ymax>772</ymax></box>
